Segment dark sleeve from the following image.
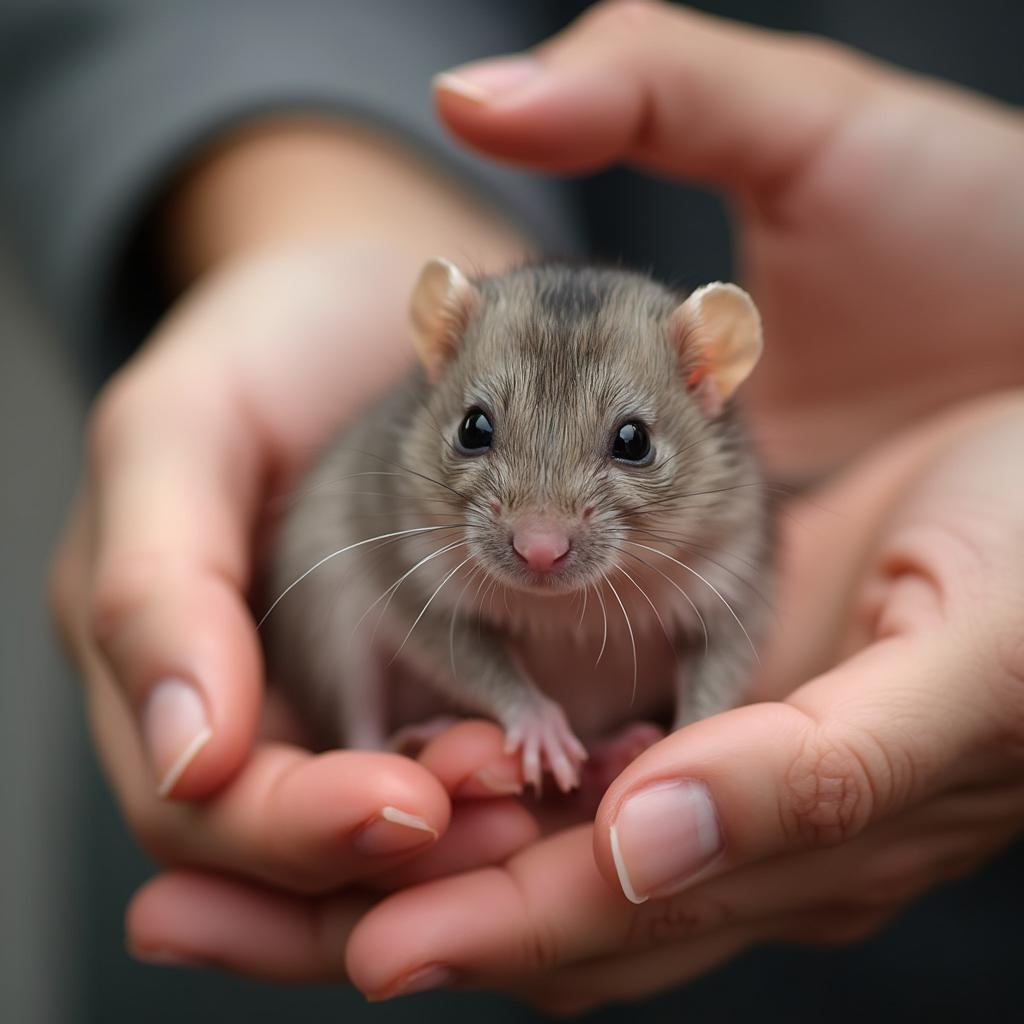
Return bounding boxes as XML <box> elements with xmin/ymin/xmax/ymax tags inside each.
<box><xmin>0</xmin><ymin>0</ymin><xmax>582</xmax><ymax>377</ymax></box>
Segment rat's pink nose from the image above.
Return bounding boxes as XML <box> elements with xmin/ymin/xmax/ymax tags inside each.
<box><xmin>512</xmin><ymin>528</ymin><xmax>570</xmax><ymax>572</ymax></box>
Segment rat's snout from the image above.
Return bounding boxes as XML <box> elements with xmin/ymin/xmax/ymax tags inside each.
<box><xmin>511</xmin><ymin>522</ymin><xmax>571</xmax><ymax>572</ymax></box>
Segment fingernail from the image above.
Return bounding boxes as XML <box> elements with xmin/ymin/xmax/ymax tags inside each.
<box><xmin>141</xmin><ymin>679</ymin><xmax>213</xmax><ymax>798</ymax></box>
<box><xmin>433</xmin><ymin>56</ymin><xmax>542</xmax><ymax>105</ymax></box>
<box><xmin>370</xmin><ymin>963</ymin><xmax>456</xmax><ymax>1001</ymax></box>
<box><xmin>352</xmin><ymin>806</ymin><xmax>438</xmax><ymax>856</ymax></box>
<box><xmin>609</xmin><ymin>780</ymin><xmax>722</xmax><ymax>904</ymax></box>
<box><xmin>455</xmin><ymin>767</ymin><xmax>524</xmax><ymax>799</ymax></box>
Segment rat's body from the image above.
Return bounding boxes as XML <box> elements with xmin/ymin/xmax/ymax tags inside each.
<box><xmin>264</xmin><ymin>262</ymin><xmax>773</xmax><ymax>790</ymax></box>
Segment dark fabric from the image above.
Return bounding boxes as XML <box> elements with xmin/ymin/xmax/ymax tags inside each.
<box><xmin>1</xmin><ymin>0</ymin><xmax>1021</xmax><ymax>1020</ymax></box>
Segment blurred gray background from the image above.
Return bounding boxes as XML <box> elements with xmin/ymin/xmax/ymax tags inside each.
<box><xmin>1</xmin><ymin>242</ymin><xmax>84</xmax><ymax>1024</ymax></box>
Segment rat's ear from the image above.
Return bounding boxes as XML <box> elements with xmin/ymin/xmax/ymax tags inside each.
<box><xmin>409</xmin><ymin>258</ymin><xmax>478</xmax><ymax>380</ymax></box>
<box><xmin>670</xmin><ymin>282</ymin><xmax>763</xmax><ymax>417</ymax></box>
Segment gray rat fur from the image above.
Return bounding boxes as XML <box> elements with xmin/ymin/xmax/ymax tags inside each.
<box><xmin>263</xmin><ymin>261</ymin><xmax>773</xmax><ymax>791</ymax></box>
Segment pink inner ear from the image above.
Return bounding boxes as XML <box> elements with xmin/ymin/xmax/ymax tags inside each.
<box><xmin>689</xmin><ymin>370</ymin><xmax>725</xmax><ymax>418</ymax></box>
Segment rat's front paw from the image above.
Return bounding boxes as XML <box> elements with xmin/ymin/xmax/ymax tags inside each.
<box><xmin>503</xmin><ymin>695</ymin><xmax>588</xmax><ymax>794</ymax></box>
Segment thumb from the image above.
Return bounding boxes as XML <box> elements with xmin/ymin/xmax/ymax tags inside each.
<box><xmin>434</xmin><ymin>0</ymin><xmax>876</xmax><ymax>187</ymax></box>
<box><xmin>594</xmin><ymin>632</ymin><xmax>995</xmax><ymax>904</ymax></box>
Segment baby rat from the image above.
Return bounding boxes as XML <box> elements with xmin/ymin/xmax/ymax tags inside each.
<box><xmin>263</xmin><ymin>259</ymin><xmax>772</xmax><ymax>792</ymax></box>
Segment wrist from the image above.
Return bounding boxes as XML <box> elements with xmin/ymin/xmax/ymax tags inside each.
<box><xmin>162</xmin><ymin>116</ymin><xmax>529</xmax><ymax>286</ymax></box>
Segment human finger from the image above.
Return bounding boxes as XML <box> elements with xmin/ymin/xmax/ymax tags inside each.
<box><xmin>126</xmin><ymin>870</ymin><xmax>367</xmax><ymax>982</ymax></box>
<box><xmin>434</xmin><ymin>0</ymin><xmax>875</xmax><ymax>185</ymax></box>
<box><xmin>346</xmin><ymin>779</ymin><xmax>1020</xmax><ymax>1003</ymax></box>
<box><xmin>370</xmin><ymin>798</ymin><xmax>541</xmax><ymax>890</ymax></box>
<box><xmin>341</xmin><ymin>819</ymin><xmax>841</xmax><ymax>1000</ymax></box>
<box><xmin>416</xmin><ymin>719</ymin><xmax>525</xmax><ymax>798</ymax></box>
<box><xmin>125</xmin><ymin>799</ymin><xmax>540</xmax><ymax>981</ymax></box>
<box><xmin>126</xmin><ymin>739</ymin><xmax>455</xmax><ymax>893</ymax></box>
<box><xmin>593</xmin><ymin>632</ymin><xmax>998</xmax><ymax>906</ymax></box>
<box><xmin>345</xmin><ymin>826</ymin><xmax>631</xmax><ymax>998</ymax></box>
<box><xmin>78</xmin><ymin>650</ymin><xmax>456</xmax><ymax>891</ymax></box>
<box><xmin>80</xmin><ymin>357</ymin><xmax>265</xmax><ymax>800</ymax></box>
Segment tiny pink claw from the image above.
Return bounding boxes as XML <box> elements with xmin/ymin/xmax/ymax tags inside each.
<box><xmin>567</xmin><ymin>731</ymin><xmax>588</xmax><ymax>763</ymax></box>
<box><xmin>551</xmin><ymin>753</ymin><xmax>576</xmax><ymax>793</ymax></box>
<box><xmin>524</xmin><ymin>742</ymin><xmax>541</xmax><ymax>795</ymax></box>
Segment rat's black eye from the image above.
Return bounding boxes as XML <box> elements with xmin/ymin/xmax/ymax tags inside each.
<box><xmin>457</xmin><ymin>408</ymin><xmax>493</xmax><ymax>453</ymax></box>
<box><xmin>612</xmin><ymin>421</ymin><xmax>652</xmax><ymax>464</ymax></box>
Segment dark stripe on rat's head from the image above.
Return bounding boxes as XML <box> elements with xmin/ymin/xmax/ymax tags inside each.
<box><xmin>532</xmin><ymin>265</ymin><xmax>607</xmax><ymax>321</ymax></box>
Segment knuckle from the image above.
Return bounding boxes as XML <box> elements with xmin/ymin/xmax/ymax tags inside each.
<box><xmin>777</xmin><ymin>30</ymin><xmax>870</xmax><ymax>91</ymax></box>
<box><xmin>520</xmin><ymin>916</ymin><xmax>563</xmax><ymax>975</ymax></box>
<box><xmin>86</xmin><ymin>372</ymin><xmax>137</xmax><ymax>468</ymax></box>
<box><xmin>780</xmin><ymin>33</ymin><xmax>850</xmax><ymax>71</ymax></box>
<box><xmin>579</xmin><ymin>0</ymin><xmax>672</xmax><ymax>40</ymax></box>
<box><xmin>630</xmin><ymin>891</ymin><xmax>731</xmax><ymax>948</ymax></box>
<box><xmin>504</xmin><ymin>862</ymin><xmax>564</xmax><ymax>973</ymax></box>
<box><xmin>89</xmin><ymin>555</ymin><xmax>160</xmax><ymax>654</ymax></box>
<box><xmin>780</xmin><ymin>725</ymin><xmax>876</xmax><ymax>849</ymax></box>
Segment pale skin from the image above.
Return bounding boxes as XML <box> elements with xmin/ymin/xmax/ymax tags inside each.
<box><xmin>50</xmin><ymin>0</ymin><xmax>1024</xmax><ymax>1009</ymax></box>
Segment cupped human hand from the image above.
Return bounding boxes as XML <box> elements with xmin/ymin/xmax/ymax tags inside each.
<box><xmin>335</xmin><ymin>393</ymin><xmax>1024</xmax><ymax>1009</ymax></box>
<box><xmin>49</xmin><ymin>240</ymin><xmax>540</xmax><ymax>905</ymax></box>
<box><xmin>124</xmin><ymin>393</ymin><xmax>1024</xmax><ymax>1001</ymax></box>
<box><xmin>434</xmin><ymin>0</ymin><xmax>1024</xmax><ymax>481</ymax></box>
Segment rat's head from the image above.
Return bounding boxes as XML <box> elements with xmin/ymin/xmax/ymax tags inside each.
<box><xmin>402</xmin><ymin>259</ymin><xmax>764</xmax><ymax>595</ymax></box>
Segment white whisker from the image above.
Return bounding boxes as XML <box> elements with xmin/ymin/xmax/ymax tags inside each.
<box><xmin>356</xmin><ymin>538</ymin><xmax>468</xmax><ymax>642</ymax></box>
<box><xmin>481</xmin><ymin>573</ymin><xmax>500</xmax><ymax>621</ymax></box>
<box><xmin>257</xmin><ymin>525</ymin><xmax>460</xmax><ymax>629</ymax></box>
<box><xmin>450</xmin><ymin>562</ymin><xmax>484</xmax><ymax>680</ymax></box>
<box><xmin>622</xmin><ymin>524</ymin><xmax>771</xmax><ymax>609</ymax></box>
<box><xmin>619</xmin><ymin>548</ymin><xmax>709</xmax><ymax>653</ymax></box>
<box><xmin>390</xmin><ymin>554</ymin><xmax>474</xmax><ymax>664</ymax></box>
<box><xmin>603</xmin><ymin>572</ymin><xmax>637</xmax><ymax>705</ymax></box>
<box><xmin>625</xmin><ymin>541</ymin><xmax>758</xmax><ymax>662</ymax></box>
<box><xmin>616</xmin><ymin>563</ymin><xmax>675</xmax><ymax>655</ymax></box>
<box><xmin>576</xmin><ymin>585</ymin><xmax>589</xmax><ymax>630</ymax></box>
<box><xmin>474</xmin><ymin>571</ymin><xmax>496</xmax><ymax>641</ymax></box>
<box><xmin>593</xmin><ymin>582</ymin><xmax>609</xmax><ymax>667</ymax></box>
